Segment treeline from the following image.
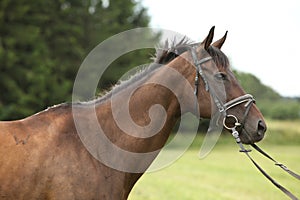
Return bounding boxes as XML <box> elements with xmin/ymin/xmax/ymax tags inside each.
<box><xmin>235</xmin><ymin>71</ymin><xmax>300</xmax><ymax>120</ymax></box>
<box><xmin>0</xmin><ymin>0</ymin><xmax>155</xmax><ymax>120</ymax></box>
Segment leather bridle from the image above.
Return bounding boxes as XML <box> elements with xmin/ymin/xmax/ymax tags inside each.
<box><xmin>188</xmin><ymin>45</ymin><xmax>300</xmax><ymax>200</ymax></box>
<box><xmin>189</xmin><ymin>45</ymin><xmax>255</xmax><ymax>123</ymax></box>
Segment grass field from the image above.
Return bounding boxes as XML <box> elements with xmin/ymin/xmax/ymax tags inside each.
<box><xmin>128</xmin><ymin>119</ymin><xmax>300</xmax><ymax>200</ymax></box>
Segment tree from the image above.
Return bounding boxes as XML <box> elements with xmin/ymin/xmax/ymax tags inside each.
<box><xmin>0</xmin><ymin>0</ymin><xmax>155</xmax><ymax>120</ymax></box>
<box><xmin>234</xmin><ymin>70</ymin><xmax>281</xmax><ymax>101</ymax></box>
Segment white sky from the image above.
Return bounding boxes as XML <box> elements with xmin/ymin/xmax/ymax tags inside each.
<box><xmin>141</xmin><ymin>0</ymin><xmax>300</xmax><ymax>97</ymax></box>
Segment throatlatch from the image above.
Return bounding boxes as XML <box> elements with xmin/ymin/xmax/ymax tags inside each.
<box><xmin>223</xmin><ymin>115</ymin><xmax>300</xmax><ymax>200</ymax></box>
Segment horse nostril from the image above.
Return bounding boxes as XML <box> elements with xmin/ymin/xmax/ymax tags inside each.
<box><xmin>257</xmin><ymin>120</ymin><xmax>267</xmax><ymax>136</ymax></box>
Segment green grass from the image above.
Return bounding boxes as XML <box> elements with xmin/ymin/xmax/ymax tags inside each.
<box><xmin>128</xmin><ymin>119</ymin><xmax>300</xmax><ymax>200</ymax></box>
<box><xmin>261</xmin><ymin>119</ymin><xmax>300</xmax><ymax>145</ymax></box>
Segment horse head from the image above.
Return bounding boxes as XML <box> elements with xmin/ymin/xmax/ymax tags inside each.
<box><xmin>178</xmin><ymin>27</ymin><xmax>267</xmax><ymax>144</ymax></box>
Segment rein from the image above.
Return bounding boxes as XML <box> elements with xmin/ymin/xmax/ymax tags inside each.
<box><xmin>223</xmin><ymin>115</ymin><xmax>300</xmax><ymax>200</ymax></box>
<box><xmin>188</xmin><ymin>45</ymin><xmax>300</xmax><ymax>200</ymax></box>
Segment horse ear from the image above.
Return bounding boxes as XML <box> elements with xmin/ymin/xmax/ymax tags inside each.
<box><xmin>201</xmin><ymin>26</ymin><xmax>215</xmax><ymax>50</ymax></box>
<box><xmin>212</xmin><ymin>31</ymin><xmax>228</xmax><ymax>49</ymax></box>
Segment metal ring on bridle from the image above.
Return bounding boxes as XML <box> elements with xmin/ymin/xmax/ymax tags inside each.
<box><xmin>223</xmin><ymin>115</ymin><xmax>242</xmax><ymax>130</ymax></box>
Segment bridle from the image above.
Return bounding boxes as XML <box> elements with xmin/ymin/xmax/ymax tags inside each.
<box><xmin>188</xmin><ymin>45</ymin><xmax>300</xmax><ymax>200</ymax></box>
<box><xmin>189</xmin><ymin>45</ymin><xmax>255</xmax><ymax>123</ymax></box>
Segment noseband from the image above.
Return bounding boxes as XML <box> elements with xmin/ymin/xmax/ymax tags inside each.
<box><xmin>189</xmin><ymin>45</ymin><xmax>300</xmax><ymax>200</ymax></box>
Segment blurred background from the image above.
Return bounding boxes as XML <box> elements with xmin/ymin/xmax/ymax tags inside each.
<box><xmin>0</xmin><ymin>0</ymin><xmax>299</xmax><ymax>121</ymax></box>
<box><xmin>0</xmin><ymin>0</ymin><xmax>156</xmax><ymax>119</ymax></box>
<box><xmin>0</xmin><ymin>1</ymin><xmax>299</xmax><ymax>199</ymax></box>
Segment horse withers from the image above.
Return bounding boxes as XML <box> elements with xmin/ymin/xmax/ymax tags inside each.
<box><xmin>0</xmin><ymin>27</ymin><xmax>266</xmax><ymax>199</ymax></box>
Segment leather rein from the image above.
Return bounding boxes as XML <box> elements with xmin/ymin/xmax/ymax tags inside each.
<box><xmin>223</xmin><ymin>115</ymin><xmax>300</xmax><ymax>200</ymax></box>
<box><xmin>189</xmin><ymin>45</ymin><xmax>300</xmax><ymax>200</ymax></box>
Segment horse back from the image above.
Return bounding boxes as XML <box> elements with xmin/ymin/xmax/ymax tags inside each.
<box><xmin>0</xmin><ymin>106</ymin><xmax>107</xmax><ymax>199</ymax></box>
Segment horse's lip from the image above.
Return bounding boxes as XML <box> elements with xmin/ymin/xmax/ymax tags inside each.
<box><xmin>240</xmin><ymin>128</ymin><xmax>255</xmax><ymax>144</ymax></box>
<box><xmin>241</xmin><ymin>128</ymin><xmax>265</xmax><ymax>144</ymax></box>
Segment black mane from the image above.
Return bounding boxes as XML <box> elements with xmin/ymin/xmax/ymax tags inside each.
<box><xmin>74</xmin><ymin>37</ymin><xmax>196</xmax><ymax>106</ymax></box>
<box><xmin>154</xmin><ymin>37</ymin><xmax>193</xmax><ymax>64</ymax></box>
<box><xmin>155</xmin><ymin>38</ymin><xmax>229</xmax><ymax>69</ymax></box>
<box><xmin>58</xmin><ymin>37</ymin><xmax>230</xmax><ymax>109</ymax></box>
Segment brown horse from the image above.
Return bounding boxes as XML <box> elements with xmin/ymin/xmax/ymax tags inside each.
<box><xmin>0</xmin><ymin>27</ymin><xmax>266</xmax><ymax>199</ymax></box>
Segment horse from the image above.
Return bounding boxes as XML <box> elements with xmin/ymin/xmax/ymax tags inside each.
<box><xmin>0</xmin><ymin>27</ymin><xmax>267</xmax><ymax>199</ymax></box>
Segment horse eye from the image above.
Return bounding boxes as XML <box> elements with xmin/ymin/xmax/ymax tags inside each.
<box><xmin>215</xmin><ymin>73</ymin><xmax>227</xmax><ymax>81</ymax></box>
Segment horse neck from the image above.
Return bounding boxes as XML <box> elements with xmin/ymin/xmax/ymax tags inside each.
<box><xmin>81</xmin><ymin>58</ymin><xmax>197</xmax><ymax>193</ymax></box>
<box><xmin>95</xmin><ymin>58</ymin><xmax>195</xmax><ymax>153</ymax></box>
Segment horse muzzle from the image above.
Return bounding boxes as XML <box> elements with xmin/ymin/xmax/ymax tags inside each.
<box><xmin>238</xmin><ymin>119</ymin><xmax>267</xmax><ymax>144</ymax></box>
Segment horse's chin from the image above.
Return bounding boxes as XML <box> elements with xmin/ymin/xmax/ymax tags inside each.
<box><xmin>239</xmin><ymin>129</ymin><xmax>264</xmax><ymax>144</ymax></box>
